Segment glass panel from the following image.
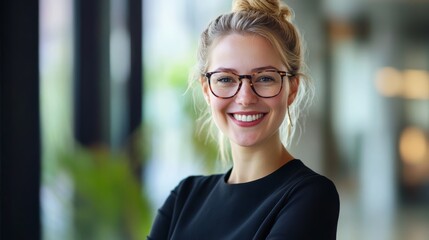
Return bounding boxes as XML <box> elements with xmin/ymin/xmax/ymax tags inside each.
<box><xmin>40</xmin><ymin>0</ymin><xmax>75</xmax><ymax>239</ymax></box>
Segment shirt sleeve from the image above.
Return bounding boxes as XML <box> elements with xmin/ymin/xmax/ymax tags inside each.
<box><xmin>147</xmin><ymin>187</ymin><xmax>178</xmax><ymax>240</ymax></box>
<box><xmin>266</xmin><ymin>176</ymin><xmax>340</xmax><ymax>240</ymax></box>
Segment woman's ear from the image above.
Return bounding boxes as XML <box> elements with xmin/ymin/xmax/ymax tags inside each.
<box><xmin>200</xmin><ymin>76</ymin><xmax>211</xmax><ymax>105</ymax></box>
<box><xmin>287</xmin><ymin>76</ymin><xmax>299</xmax><ymax>106</ymax></box>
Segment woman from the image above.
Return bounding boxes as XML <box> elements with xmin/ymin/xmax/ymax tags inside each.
<box><xmin>148</xmin><ymin>0</ymin><xmax>340</xmax><ymax>239</ymax></box>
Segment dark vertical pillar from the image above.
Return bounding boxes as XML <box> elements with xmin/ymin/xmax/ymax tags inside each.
<box><xmin>128</xmin><ymin>0</ymin><xmax>143</xmax><ymax>135</ymax></box>
<box><xmin>74</xmin><ymin>0</ymin><xmax>103</xmax><ymax>146</ymax></box>
<box><xmin>127</xmin><ymin>0</ymin><xmax>143</xmax><ymax>175</ymax></box>
<box><xmin>0</xmin><ymin>1</ymin><xmax>41</xmax><ymax>239</ymax></box>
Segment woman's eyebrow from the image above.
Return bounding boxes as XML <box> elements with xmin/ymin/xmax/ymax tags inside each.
<box><xmin>252</xmin><ymin>65</ymin><xmax>279</xmax><ymax>71</ymax></box>
<box><xmin>211</xmin><ymin>67</ymin><xmax>236</xmax><ymax>72</ymax></box>
<box><xmin>212</xmin><ymin>65</ymin><xmax>279</xmax><ymax>72</ymax></box>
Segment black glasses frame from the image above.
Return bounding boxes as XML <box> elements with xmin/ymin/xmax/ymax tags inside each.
<box><xmin>204</xmin><ymin>69</ymin><xmax>294</xmax><ymax>99</ymax></box>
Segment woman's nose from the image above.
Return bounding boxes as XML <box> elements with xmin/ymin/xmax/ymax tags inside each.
<box><xmin>235</xmin><ymin>80</ymin><xmax>258</xmax><ymax>106</ymax></box>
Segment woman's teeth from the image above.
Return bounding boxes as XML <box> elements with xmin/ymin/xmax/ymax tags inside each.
<box><xmin>233</xmin><ymin>114</ymin><xmax>264</xmax><ymax>122</ymax></box>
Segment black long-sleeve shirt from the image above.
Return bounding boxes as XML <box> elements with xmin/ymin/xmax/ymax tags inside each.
<box><xmin>148</xmin><ymin>159</ymin><xmax>340</xmax><ymax>240</ymax></box>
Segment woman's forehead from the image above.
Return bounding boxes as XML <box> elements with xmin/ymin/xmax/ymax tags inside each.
<box><xmin>208</xmin><ymin>33</ymin><xmax>284</xmax><ymax>72</ymax></box>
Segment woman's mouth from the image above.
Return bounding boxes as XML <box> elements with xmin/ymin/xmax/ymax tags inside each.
<box><xmin>229</xmin><ymin>112</ymin><xmax>267</xmax><ymax>127</ymax></box>
<box><xmin>232</xmin><ymin>113</ymin><xmax>265</xmax><ymax>122</ymax></box>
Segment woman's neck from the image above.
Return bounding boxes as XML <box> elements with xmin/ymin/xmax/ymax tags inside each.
<box><xmin>228</xmin><ymin>136</ymin><xmax>294</xmax><ymax>184</ymax></box>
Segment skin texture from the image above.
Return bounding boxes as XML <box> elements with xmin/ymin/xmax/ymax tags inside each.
<box><xmin>201</xmin><ymin>33</ymin><xmax>299</xmax><ymax>183</ymax></box>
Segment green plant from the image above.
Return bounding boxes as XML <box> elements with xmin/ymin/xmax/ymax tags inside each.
<box><xmin>60</xmin><ymin>146</ymin><xmax>151</xmax><ymax>240</ymax></box>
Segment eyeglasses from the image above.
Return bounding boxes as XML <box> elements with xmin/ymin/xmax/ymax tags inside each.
<box><xmin>204</xmin><ymin>69</ymin><xmax>293</xmax><ymax>99</ymax></box>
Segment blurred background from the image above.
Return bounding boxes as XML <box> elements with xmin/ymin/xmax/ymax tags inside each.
<box><xmin>1</xmin><ymin>0</ymin><xmax>428</xmax><ymax>239</ymax></box>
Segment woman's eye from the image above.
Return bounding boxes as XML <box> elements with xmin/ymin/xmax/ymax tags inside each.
<box><xmin>217</xmin><ymin>77</ymin><xmax>234</xmax><ymax>83</ymax></box>
<box><xmin>257</xmin><ymin>76</ymin><xmax>275</xmax><ymax>82</ymax></box>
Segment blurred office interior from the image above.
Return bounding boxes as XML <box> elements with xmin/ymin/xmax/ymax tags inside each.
<box><xmin>1</xmin><ymin>0</ymin><xmax>428</xmax><ymax>239</ymax></box>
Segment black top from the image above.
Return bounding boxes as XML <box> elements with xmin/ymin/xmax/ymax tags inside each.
<box><xmin>148</xmin><ymin>159</ymin><xmax>340</xmax><ymax>240</ymax></box>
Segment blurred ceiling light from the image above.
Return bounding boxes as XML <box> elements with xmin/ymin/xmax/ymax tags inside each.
<box><xmin>375</xmin><ymin>67</ymin><xmax>429</xmax><ymax>100</ymax></box>
<box><xmin>399</xmin><ymin>126</ymin><xmax>428</xmax><ymax>165</ymax></box>
<box><xmin>375</xmin><ymin>67</ymin><xmax>403</xmax><ymax>97</ymax></box>
<box><xmin>402</xmin><ymin>69</ymin><xmax>429</xmax><ymax>100</ymax></box>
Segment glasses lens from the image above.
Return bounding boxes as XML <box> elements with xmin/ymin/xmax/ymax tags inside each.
<box><xmin>252</xmin><ymin>71</ymin><xmax>283</xmax><ymax>97</ymax></box>
<box><xmin>209</xmin><ymin>72</ymin><xmax>240</xmax><ymax>98</ymax></box>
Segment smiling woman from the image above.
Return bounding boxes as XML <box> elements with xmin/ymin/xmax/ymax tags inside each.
<box><xmin>147</xmin><ymin>0</ymin><xmax>339</xmax><ymax>239</ymax></box>
<box><xmin>202</xmin><ymin>33</ymin><xmax>295</xmax><ymax>152</ymax></box>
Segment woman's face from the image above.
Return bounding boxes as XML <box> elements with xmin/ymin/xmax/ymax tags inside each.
<box><xmin>202</xmin><ymin>33</ymin><xmax>297</xmax><ymax>148</ymax></box>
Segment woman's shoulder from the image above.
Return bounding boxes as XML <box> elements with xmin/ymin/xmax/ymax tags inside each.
<box><xmin>283</xmin><ymin>160</ymin><xmax>339</xmax><ymax>203</ymax></box>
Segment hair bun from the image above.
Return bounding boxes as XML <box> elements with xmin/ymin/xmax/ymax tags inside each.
<box><xmin>232</xmin><ymin>0</ymin><xmax>294</xmax><ymax>21</ymax></box>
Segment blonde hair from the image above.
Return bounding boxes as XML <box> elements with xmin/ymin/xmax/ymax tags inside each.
<box><xmin>190</xmin><ymin>0</ymin><xmax>314</xmax><ymax>165</ymax></box>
